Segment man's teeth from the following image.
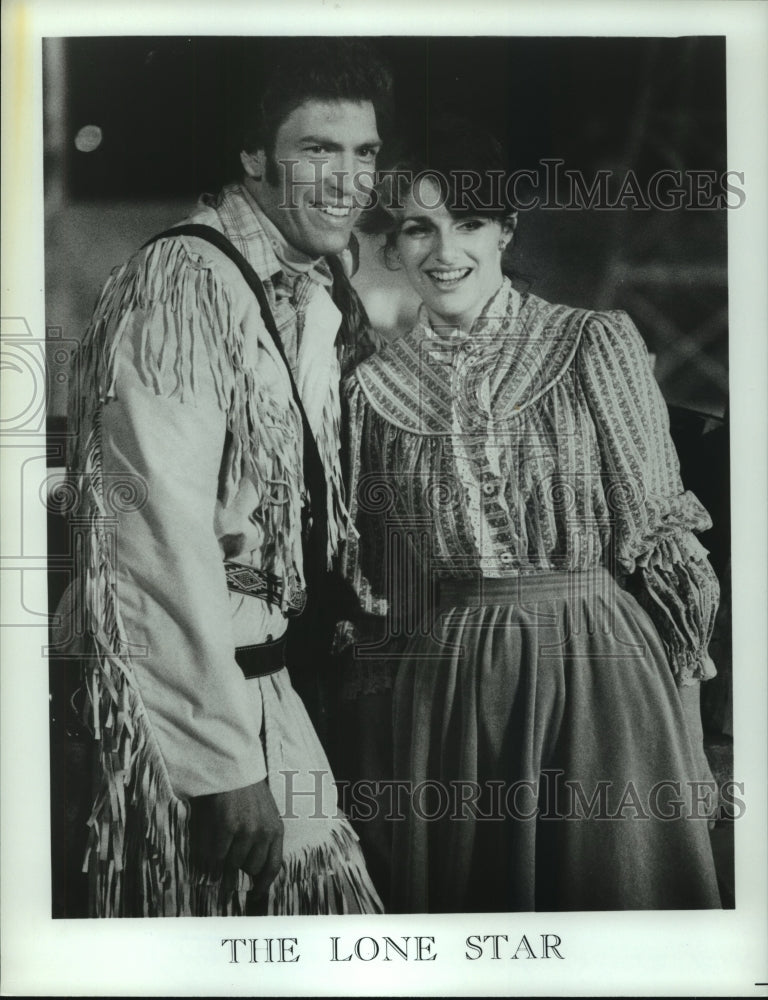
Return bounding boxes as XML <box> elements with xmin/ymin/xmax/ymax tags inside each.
<box><xmin>313</xmin><ymin>204</ymin><xmax>353</xmax><ymax>217</ymax></box>
<box><xmin>429</xmin><ymin>268</ymin><xmax>471</xmax><ymax>283</ymax></box>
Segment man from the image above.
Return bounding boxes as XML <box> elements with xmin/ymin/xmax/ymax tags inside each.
<box><xmin>63</xmin><ymin>38</ymin><xmax>390</xmax><ymax>917</ymax></box>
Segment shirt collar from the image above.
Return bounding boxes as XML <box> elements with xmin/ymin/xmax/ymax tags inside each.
<box><xmin>204</xmin><ymin>182</ymin><xmax>333</xmax><ymax>288</ymax></box>
<box><xmin>242</xmin><ymin>185</ymin><xmax>327</xmax><ymax>278</ymax></box>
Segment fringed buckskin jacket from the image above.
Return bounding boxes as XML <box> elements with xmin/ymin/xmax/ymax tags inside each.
<box><xmin>66</xmin><ymin>183</ymin><xmax>367</xmax><ymax>915</ymax></box>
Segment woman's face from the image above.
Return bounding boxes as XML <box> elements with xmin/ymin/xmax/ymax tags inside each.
<box><xmin>394</xmin><ymin>179</ymin><xmax>509</xmax><ymax>333</ymax></box>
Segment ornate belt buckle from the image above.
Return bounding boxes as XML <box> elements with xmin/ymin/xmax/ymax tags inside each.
<box><xmin>285</xmin><ymin>579</ymin><xmax>307</xmax><ymax>617</ymax></box>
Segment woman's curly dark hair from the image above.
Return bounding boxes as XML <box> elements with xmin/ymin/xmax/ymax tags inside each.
<box><xmin>360</xmin><ymin>115</ymin><xmax>519</xmax><ymax>271</ymax></box>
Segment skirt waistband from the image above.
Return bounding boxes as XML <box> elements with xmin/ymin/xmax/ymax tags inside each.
<box><xmin>437</xmin><ymin>568</ymin><xmax>615</xmax><ymax>607</ymax></box>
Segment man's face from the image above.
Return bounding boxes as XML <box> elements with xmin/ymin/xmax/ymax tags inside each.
<box><xmin>249</xmin><ymin>99</ymin><xmax>381</xmax><ymax>257</ymax></box>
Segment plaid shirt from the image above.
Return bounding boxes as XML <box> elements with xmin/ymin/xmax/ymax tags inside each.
<box><xmin>200</xmin><ymin>182</ymin><xmax>333</xmax><ymax>371</ymax></box>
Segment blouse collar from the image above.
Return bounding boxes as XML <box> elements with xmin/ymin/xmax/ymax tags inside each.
<box><xmin>417</xmin><ymin>277</ymin><xmax>520</xmax><ymax>343</ymax></box>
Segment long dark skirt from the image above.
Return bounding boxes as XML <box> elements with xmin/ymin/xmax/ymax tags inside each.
<box><xmin>389</xmin><ymin>569</ymin><xmax>721</xmax><ymax>912</ymax></box>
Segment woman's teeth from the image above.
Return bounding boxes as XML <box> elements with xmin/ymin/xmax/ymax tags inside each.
<box><xmin>428</xmin><ymin>268</ymin><xmax>471</xmax><ymax>284</ymax></box>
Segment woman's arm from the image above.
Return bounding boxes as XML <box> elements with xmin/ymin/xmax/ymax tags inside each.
<box><xmin>577</xmin><ymin>309</ymin><xmax>721</xmax><ymax>688</ymax></box>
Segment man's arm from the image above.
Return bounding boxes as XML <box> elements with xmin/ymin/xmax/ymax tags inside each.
<box><xmin>96</xmin><ymin>269</ymin><xmax>282</xmax><ymax>884</ymax></box>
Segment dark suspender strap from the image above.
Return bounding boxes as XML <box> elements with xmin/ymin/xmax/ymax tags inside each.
<box><xmin>142</xmin><ymin>224</ymin><xmax>329</xmax><ymax>578</ymax></box>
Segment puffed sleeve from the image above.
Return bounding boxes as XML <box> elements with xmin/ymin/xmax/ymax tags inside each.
<box><xmin>77</xmin><ymin>238</ymin><xmax>269</xmax><ymax>798</ymax></box>
<box><xmin>578</xmin><ymin>309</ymin><xmax>720</xmax><ymax>686</ymax></box>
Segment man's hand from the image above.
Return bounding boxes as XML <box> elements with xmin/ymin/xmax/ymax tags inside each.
<box><xmin>190</xmin><ymin>779</ymin><xmax>284</xmax><ymax>898</ymax></box>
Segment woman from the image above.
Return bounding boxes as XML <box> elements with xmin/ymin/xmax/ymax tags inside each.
<box><xmin>338</xmin><ymin>120</ymin><xmax>722</xmax><ymax>912</ymax></box>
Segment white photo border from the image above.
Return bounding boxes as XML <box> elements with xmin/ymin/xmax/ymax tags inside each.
<box><xmin>1</xmin><ymin>1</ymin><xmax>766</xmax><ymax>996</ymax></box>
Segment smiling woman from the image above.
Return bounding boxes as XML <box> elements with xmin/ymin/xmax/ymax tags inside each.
<box><xmin>394</xmin><ymin>186</ymin><xmax>514</xmax><ymax>334</ymax></box>
<box><xmin>338</xmin><ymin>117</ymin><xmax>724</xmax><ymax>913</ymax></box>
<box><xmin>364</xmin><ymin>119</ymin><xmax>518</xmax><ymax>332</ymax></box>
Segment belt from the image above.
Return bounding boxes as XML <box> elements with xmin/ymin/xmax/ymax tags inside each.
<box><xmin>235</xmin><ymin>634</ymin><xmax>287</xmax><ymax>679</ymax></box>
<box><xmin>225</xmin><ymin>561</ymin><xmax>307</xmax><ymax>617</ymax></box>
<box><xmin>437</xmin><ymin>568</ymin><xmax>615</xmax><ymax>607</ymax></box>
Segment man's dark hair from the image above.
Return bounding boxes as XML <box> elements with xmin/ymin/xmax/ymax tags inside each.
<box><xmin>240</xmin><ymin>37</ymin><xmax>393</xmax><ymax>155</ymax></box>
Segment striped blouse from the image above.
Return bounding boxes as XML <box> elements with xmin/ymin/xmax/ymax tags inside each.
<box><xmin>341</xmin><ymin>278</ymin><xmax>719</xmax><ymax>685</ymax></box>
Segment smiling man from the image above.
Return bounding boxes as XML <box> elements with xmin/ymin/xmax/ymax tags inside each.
<box><xmin>64</xmin><ymin>38</ymin><xmax>391</xmax><ymax>917</ymax></box>
<box><xmin>244</xmin><ymin>99</ymin><xmax>381</xmax><ymax>255</ymax></box>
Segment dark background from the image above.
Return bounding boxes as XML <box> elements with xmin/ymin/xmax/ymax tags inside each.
<box><xmin>60</xmin><ymin>36</ymin><xmax>726</xmax><ymax>201</ymax></box>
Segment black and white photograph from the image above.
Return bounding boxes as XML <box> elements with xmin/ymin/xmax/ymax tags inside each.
<box><xmin>1</xmin><ymin>1</ymin><xmax>767</xmax><ymax>996</ymax></box>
